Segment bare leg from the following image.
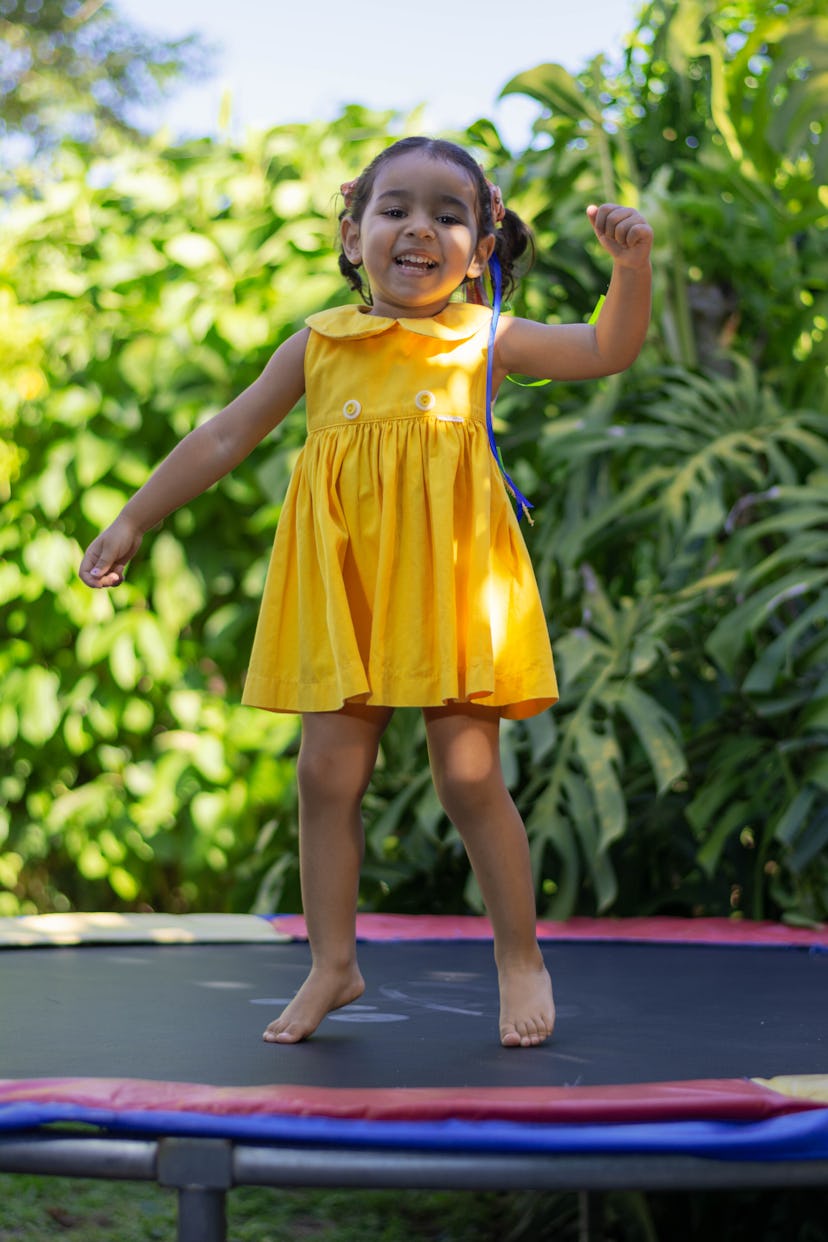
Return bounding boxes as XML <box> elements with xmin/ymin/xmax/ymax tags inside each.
<box><xmin>424</xmin><ymin>705</ymin><xmax>555</xmax><ymax>1048</ymax></box>
<box><xmin>263</xmin><ymin>703</ymin><xmax>393</xmax><ymax>1044</ymax></box>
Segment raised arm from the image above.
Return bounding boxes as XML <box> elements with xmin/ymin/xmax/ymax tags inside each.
<box><xmin>494</xmin><ymin>204</ymin><xmax>653</xmax><ymax>385</ymax></box>
<box><xmin>79</xmin><ymin>328</ymin><xmax>309</xmax><ymax>588</ymax></box>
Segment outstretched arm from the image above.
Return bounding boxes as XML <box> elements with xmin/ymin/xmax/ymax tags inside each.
<box><xmin>79</xmin><ymin>328</ymin><xmax>309</xmax><ymax>588</ymax></box>
<box><xmin>494</xmin><ymin>204</ymin><xmax>653</xmax><ymax>384</ymax></box>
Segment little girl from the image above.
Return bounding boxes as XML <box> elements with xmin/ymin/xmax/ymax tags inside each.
<box><xmin>80</xmin><ymin>136</ymin><xmax>653</xmax><ymax>1049</ymax></box>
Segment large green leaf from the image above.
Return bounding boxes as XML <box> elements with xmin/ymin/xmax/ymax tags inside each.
<box><xmin>501</xmin><ymin>64</ymin><xmax>604</xmax><ymax>126</ymax></box>
<box><xmin>613</xmin><ymin>683</ymin><xmax>686</xmax><ymax>794</ymax></box>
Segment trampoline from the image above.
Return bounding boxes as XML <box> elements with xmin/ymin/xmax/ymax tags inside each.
<box><xmin>1</xmin><ymin>912</ymin><xmax>827</xmax><ymax>1241</ymax></box>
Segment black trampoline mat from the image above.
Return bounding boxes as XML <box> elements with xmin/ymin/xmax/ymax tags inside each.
<box><xmin>1</xmin><ymin>939</ymin><xmax>825</xmax><ymax>1089</ymax></box>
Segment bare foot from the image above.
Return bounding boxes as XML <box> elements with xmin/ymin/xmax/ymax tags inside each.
<box><xmin>262</xmin><ymin>964</ymin><xmax>365</xmax><ymax>1044</ymax></box>
<box><xmin>498</xmin><ymin>960</ymin><xmax>556</xmax><ymax>1048</ymax></box>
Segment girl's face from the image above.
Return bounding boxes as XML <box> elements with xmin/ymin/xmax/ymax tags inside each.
<box><xmin>341</xmin><ymin>150</ymin><xmax>495</xmax><ymax>319</ymax></box>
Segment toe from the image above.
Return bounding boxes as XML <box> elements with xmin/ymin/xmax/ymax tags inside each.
<box><xmin>504</xmin><ymin>1016</ymin><xmax>551</xmax><ymax>1048</ymax></box>
<box><xmin>263</xmin><ymin>1021</ymin><xmax>305</xmax><ymax>1044</ymax></box>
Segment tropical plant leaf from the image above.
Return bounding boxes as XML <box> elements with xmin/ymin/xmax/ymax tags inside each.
<box><xmin>612</xmin><ymin>683</ymin><xmax>686</xmax><ymax>794</ymax></box>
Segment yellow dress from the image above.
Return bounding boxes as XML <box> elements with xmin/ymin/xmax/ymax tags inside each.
<box><xmin>241</xmin><ymin>302</ymin><xmax>558</xmax><ymax>720</ymax></box>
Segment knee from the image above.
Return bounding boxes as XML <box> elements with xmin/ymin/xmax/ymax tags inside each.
<box><xmin>431</xmin><ymin>760</ymin><xmax>505</xmax><ymax>825</ymax></box>
<box><xmin>296</xmin><ymin>742</ymin><xmax>374</xmax><ymax>808</ymax></box>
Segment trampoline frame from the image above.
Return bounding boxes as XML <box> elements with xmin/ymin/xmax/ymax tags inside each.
<box><xmin>2</xmin><ymin>1130</ymin><xmax>828</xmax><ymax>1242</ymax></box>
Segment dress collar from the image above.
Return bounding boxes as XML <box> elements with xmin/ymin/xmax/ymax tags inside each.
<box><xmin>305</xmin><ymin>302</ymin><xmax>492</xmax><ymax>342</ymax></box>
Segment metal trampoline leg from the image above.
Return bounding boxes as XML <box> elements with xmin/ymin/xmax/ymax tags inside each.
<box><xmin>578</xmin><ymin>1190</ymin><xmax>604</xmax><ymax>1242</ymax></box>
<box><xmin>177</xmin><ymin>1187</ymin><xmax>227</xmax><ymax>1242</ymax></box>
<box><xmin>158</xmin><ymin>1137</ymin><xmax>233</xmax><ymax>1242</ymax></box>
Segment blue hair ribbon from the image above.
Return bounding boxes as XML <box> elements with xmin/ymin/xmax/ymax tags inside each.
<box><xmin>485</xmin><ymin>253</ymin><xmax>534</xmax><ymax>524</ymax></box>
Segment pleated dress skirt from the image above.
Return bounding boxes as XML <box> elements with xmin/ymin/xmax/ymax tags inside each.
<box><xmin>241</xmin><ymin>304</ymin><xmax>558</xmax><ymax>721</ymax></box>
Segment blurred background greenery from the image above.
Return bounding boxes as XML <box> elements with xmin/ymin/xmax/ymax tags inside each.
<box><xmin>2</xmin><ymin>0</ymin><xmax>827</xmax><ymax>925</ymax></box>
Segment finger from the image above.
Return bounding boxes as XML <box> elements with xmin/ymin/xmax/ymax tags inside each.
<box><xmin>88</xmin><ymin>568</ymin><xmax>125</xmax><ymax>589</ymax></box>
<box><xmin>589</xmin><ymin>202</ymin><xmax>625</xmax><ymax>228</ymax></box>
<box><xmin>79</xmin><ymin>546</ymin><xmax>121</xmax><ymax>587</ymax></box>
<box><xmin>79</xmin><ymin>552</ymin><xmax>103</xmax><ymax>586</ymax></box>
<box><xmin>626</xmin><ymin>221</ymin><xmax>653</xmax><ymax>248</ymax></box>
<box><xmin>587</xmin><ymin>203</ymin><xmax>612</xmax><ymax>235</ymax></box>
<box><xmin>97</xmin><ymin>561</ymin><xmax>126</xmax><ymax>585</ymax></box>
<box><xmin>603</xmin><ymin>206</ymin><xmax>637</xmax><ymax>244</ymax></box>
<box><xmin>613</xmin><ymin>219</ymin><xmax>653</xmax><ymax>257</ymax></box>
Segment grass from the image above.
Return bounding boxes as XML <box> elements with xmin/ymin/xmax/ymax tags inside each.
<box><xmin>0</xmin><ymin>1177</ymin><xmax>542</xmax><ymax>1242</ymax></box>
<box><xmin>1</xmin><ymin>1175</ymin><xmax>828</xmax><ymax>1241</ymax></box>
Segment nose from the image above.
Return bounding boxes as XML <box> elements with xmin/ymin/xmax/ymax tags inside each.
<box><xmin>405</xmin><ymin>212</ymin><xmax>435</xmax><ymax>238</ymax></box>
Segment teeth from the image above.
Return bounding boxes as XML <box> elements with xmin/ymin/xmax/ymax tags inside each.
<box><xmin>396</xmin><ymin>254</ymin><xmax>436</xmax><ymax>268</ymax></box>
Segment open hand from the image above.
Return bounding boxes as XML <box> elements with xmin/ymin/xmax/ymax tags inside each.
<box><xmin>79</xmin><ymin>516</ymin><xmax>143</xmax><ymax>588</ymax></box>
<box><xmin>587</xmin><ymin>204</ymin><xmax>653</xmax><ymax>268</ymax></box>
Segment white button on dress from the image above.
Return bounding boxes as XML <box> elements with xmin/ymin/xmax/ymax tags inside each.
<box><xmin>414</xmin><ymin>390</ymin><xmax>436</xmax><ymax>411</ymax></box>
<box><xmin>342</xmin><ymin>399</ymin><xmax>362</xmax><ymax>420</ymax></box>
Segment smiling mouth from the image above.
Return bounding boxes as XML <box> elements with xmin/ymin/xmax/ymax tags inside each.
<box><xmin>395</xmin><ymin>253</ymin><xmax>437</xmax><ymax>270</ymax></box>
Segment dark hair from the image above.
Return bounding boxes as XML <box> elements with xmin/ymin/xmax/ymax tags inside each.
<box><xmin>338</xmin><ymin>136</ymin><xmax>534</xmax><ymax>306</ymax></box>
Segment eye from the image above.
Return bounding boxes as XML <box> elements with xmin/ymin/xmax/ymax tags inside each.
<box><xmin>437</xmin><ymin>214</ymin><xmax>462</xmax><ymax>226</ymax></box>
<box><xmin>381</xmin><ymin>207</ymin><xmax>406</xmax><ymax>218</ymax></box>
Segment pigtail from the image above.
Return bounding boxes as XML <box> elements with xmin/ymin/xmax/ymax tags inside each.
<box><xmin>476</xmin><ymin>167</ymin><xmax>534</xmax><ymax>306</ymax></box>
<box><xmin>338</xmin><ymin>246</ymin><xmax>370</xmax><ymax>303</ymax></box>
<box><xmin>492</xmin><ymin>206</ymin><xmax>535</xmax><ymax>305</ymax></box>
<box><xmin>338</xmin><ymin>178</ymin><xmax>373</xmax><ymax>304</ymax></box>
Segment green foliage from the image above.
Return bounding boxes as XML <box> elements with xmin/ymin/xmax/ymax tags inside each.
<box><xmin>2</xmin><ymin>0</ymin><xmax>826</xmax><ymax>924</ymax></box>
<box><xmin>0</xmin><ymin>0</ymin><xmax>212</xmax><ymax>162</ymax></box>
<box><xmin>490</xmin><ymin>0</ymin><xmax>828</xmax><ymax>921</ymax></box>
<box><xmin>0</xmin><ymin>107</ymin><xmax>418</xmax><ymax>916</ymax></box>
